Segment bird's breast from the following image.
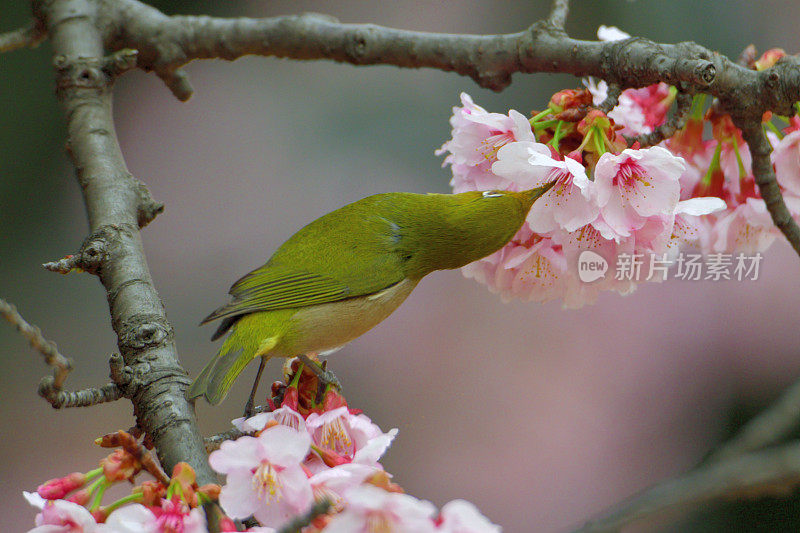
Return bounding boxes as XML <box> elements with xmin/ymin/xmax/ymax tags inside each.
<box><xmin>275</xmin><ymin>277</ymin><xmax>419</xmax><ymax>356</ymax></box>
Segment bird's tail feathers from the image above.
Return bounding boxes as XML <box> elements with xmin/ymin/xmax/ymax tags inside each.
<box><xmin>187</xmin><ymin>325</ymin><xmax>278</xmax><ymax>405</ymax></box>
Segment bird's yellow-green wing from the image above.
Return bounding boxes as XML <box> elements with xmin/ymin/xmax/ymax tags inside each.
<box><xmin>203</xmin><ymin>193</ymin><xmax>420</xmax><ymax>329</ymax></box>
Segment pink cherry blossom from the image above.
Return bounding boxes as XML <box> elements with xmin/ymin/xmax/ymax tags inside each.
<box><xmin>492</xmin><ymin>142</ymin><xmax>599</xmax><ymax>233</ymax></box>
<box><xmin>717</xmin><ymin>141</ymin><xmax>753</xmax><ymax>199</ymax></box>
<box><xmin>585</xmin><ymin>79</ymin><xmax>648</xmax><ymax>136</ymax></box>
<box><xmin>437</xmin><ymin>499</ymin><xmax>501</xmax><ymax>533</ymax></box>
<box><xmin>711</xmin><ymin>198</ymin><xmax>779</xmax><ymax>253</ymax></box>
<box><xmin>24</xmin><ymin>492</ymin><xmax>107</xmax><ymax>533</ymax></box>
<box><xmin>437</xmin><ymin>93</ymin><xmax>534</xmax><ymax>194</ymax></box>
<box><xmin>676</xmin><ymin>142</ymin><xmax>717</xmax><ymax>200</ymax></box>
<box><xmin>771</xmin><ymin>129</ymin><xmax>800</xmax><ymax>196</ymax></box>
<box><xmin>437</xmin><ymin>92</ymin><xmax>534</xmax><ymax>166</ymax></box>
<box><xmin>209</xmin><ymin>424</ymin><xmax>313</xmax><ymax>527</ymax></box>
<box><xmin>593</xmin><ymin>146</ymin><xmax>685</xmax><ymax>240</ymax></box>
<box><xmin>104</xmin><ymin>500</ymin><xmax>206</xmax><ymax>533</ymax></box>
<box><xmin>306</xmin><ymin>407</ymin><xmax>397</xmax><ymax>464</ymax></box>
<box><xmin>233</xmin><ymin>405</ymin><xmax>306</xmax><ymax>433</ymax></box>
<box><xmin>322</xmin><ymin>485</ymin><xmax>437</xmax><ymax>533</ymax></box>
<box><xmin>304</xmin><ymin>407</ymin><xmax>398</xmax><ymax>474</ymax></box>
<box><xmin>309</xmin><ymin>463</ymin><xmax>381</xmax><ymax>511</ymax></box>
<box><xmin>462</xmin><ymin>234</ymin><xmax>570</xmax><ymax>305</ymax></box>
<box><xmin>668</xmin><ymin>197</ymin><xmax>727</xmax><ymax>254</ymax></box>
<box><xmin>553</xmin><ymin>224</ymin><xmax>637</xmax><ymax>304</ymax></box>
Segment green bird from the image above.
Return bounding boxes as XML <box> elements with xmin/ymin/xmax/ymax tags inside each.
<box><xmin>188</xmin><ymin>182</ymin><xmax>555</xmax><ymax>414</ymax></box>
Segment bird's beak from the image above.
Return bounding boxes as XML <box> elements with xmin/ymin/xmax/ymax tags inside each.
<box><xmin>522</xmin><ymin>179</ymin><xmax>557</xmax><ymax>203</ymax></box>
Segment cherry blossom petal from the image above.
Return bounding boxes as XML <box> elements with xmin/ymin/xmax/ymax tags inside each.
<box><xmin>438</xmin><ymin>499</ymin><xmax>501</xmax><ymax>533</ymax></box>
<box><xmin>258</xmin><ymin>425</ymin><xmax>312</xmax><ymax>466</ymax></box>
<box><xmin>209</xmin><ymin>436</ymin><xmax>261</xmax><ymax>474</ymax></box>
<box><xmin>218</xmin><ymin>470</ymin><xmax>262</xmax><ymax>519</ymax></box>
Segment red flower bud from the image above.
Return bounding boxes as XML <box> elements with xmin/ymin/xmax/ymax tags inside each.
<box><xmin>101</xmin><ymin>449</ymin><xmax>141</xmax><ymax>482</ymax></box>
<box><xmin>135</xmin><ymin>480</ymin><xmax>167</xmax><ymax>507</ymax></box>
<box><xmin>755</xmin><ymin>48</ymin><xmax>786</xmax><ymax>71</ymax></box>
<box><xmin>37</xmin><ymin>472</ymin><xmax>86</xmax><ymax>500</ymax></box>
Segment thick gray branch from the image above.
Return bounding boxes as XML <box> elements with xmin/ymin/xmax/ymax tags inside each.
<box><xmin>35</xmin><ymin>0</ymin><xmax>216</xmax><ymax>486</ymax></box>
<box><xmin>576</xmin><ymin>441</ymin><xmax>800</xmax><ymax>532</ymax></box>
<box><xmin>101</xmin><ymin>2</ymin><xmax>728</xmax><ymax>99</ymax></box>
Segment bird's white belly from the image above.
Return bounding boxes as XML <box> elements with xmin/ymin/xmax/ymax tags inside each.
<box><xmin>276</xmin><ymin>277</ymin><xmax>419</xmax><ymax>356</ymax></box>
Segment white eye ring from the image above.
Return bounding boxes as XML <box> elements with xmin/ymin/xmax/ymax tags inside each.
<box><xmin>482</xmin><ymin>190</ymin><xmax>503</xmax><ymax>198</ymax></box>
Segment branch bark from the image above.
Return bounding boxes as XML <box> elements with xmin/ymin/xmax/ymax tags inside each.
<box><xmin>34</xmin><ymin>0</ymin><xmax>216</xmax><ymax>485</ymax></box>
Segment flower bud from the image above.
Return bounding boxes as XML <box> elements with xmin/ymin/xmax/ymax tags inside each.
<box><xmin>37</xmin><ymin>472</ymin><xmax>86</xmax><ymax>500</ymax></box>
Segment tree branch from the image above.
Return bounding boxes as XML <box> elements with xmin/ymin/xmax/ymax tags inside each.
<box><xmin>595</xmin><ymin>83</ymin><xmax>621</xmax><ymax>113</ymax></box>
<box><xmin>98</xmin><ymin>0</ymin><xmax>730</xmax><ymax>99</ymax></box>
<box><xmin>0</xmin><ymin>298</ymin><xmax>73</xmax><ymax>389</ymax></box>
<box><xmin>34</xmin><ymin>0</ymin><xmax>216</xmax><ymax>486</ymax></box>
<box><xmin>0</xmin><ymin>22</ymin><xmax>45</xmax><ymax>53</ymax></box>
<box><xmin>576</xmin><ymin>441</ymin><xmax>800</xmax><ymax>532</ymax></box>
<box><xmin>204</xmin><ymin>428</ymin><xmax>248</xmax><ymax>454</ymax></box>
<box><xmin>707</xmin><ymin>376</ymin><xmax>800</xmax><ymax>463</ymax></box>
<box><xmin>39</xmin><ymin>378</ymin><xmax>123</xmax><ymax>408</ymax></box>
<box><xmin>625</xmin><ymin>91</ymin><xmax>692</xmax><ymax>147</ymax></box>
<box><xmin>547</xmin><ymin>0</ymin><xmax>570</xmax><ymax>30</ymax></box>
<box><xmin>277</xmin><ymin>499</ymin><xmax>332</xmax><ymax>533</ymax></box>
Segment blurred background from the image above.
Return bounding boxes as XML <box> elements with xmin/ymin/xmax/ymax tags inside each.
<box><xmin>3</xmin><ymin>1</ymin><xmax>800</xmax><ymax>531</ymax></box>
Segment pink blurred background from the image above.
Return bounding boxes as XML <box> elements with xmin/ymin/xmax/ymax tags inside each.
<box><xmin>4</xmin><ymin>1</ymin><xmax>800</xmax><ymax>531</ymax></box>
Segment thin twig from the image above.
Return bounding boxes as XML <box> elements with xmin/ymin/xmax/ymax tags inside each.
<box><xmin>204</xmin><ymin>428</ymin><xmax>249</xmax><ymax>454</ymax></box>
<box><xmin>595</xmin><ymin>83</ymin><xmax>621</xmax><ymax>113</ymax></box>
<box><xmin>547</xmin><ymin>0</ymin><xmax>570</xmax><ymax>29</ymax></box>
<box><xmin>97</xmin><ymin>430</ymin><xmax>171</xmax><ymax>486</ymax></box>
<box><xmin>0</xmin><ymin>298</ymin><xmax>72</xmax><ymax>388</ymax></box>
<box><xmin>277</xmin><ymin>499</ymin><xmax>332</xmax><ymax>533</ymax></box>
<box><xmin>42</xmin><ymin>254</ymin><xmax>82</xmax><ymax>274</ymax></box>
<box><xmin>625</xmin><ymin>92</ymin><xmax>692</xmax><ymax>147</ymax></box>
<box><xmin>576</xmin><ymin>440</ymin><xmax>800</xmax><ymax>532</ymax></box>
<box><xmin>0</xmin><ymin>23</ymin><xmax>45</xmax><ymax>53</ymax></box>
<box><xmin>39</xmin><ymin>378</ymin><xmax>123</xmax><ymax>409</ymax></box>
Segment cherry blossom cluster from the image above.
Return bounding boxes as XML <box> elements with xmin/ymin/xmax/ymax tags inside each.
<box><xmin>25</xmin><ymin>433</ymin><xmax>222</xmax><ymax>532</ymax></box>
<box><xmin>209</xmin><ymin>360</ymin><xmax>500</xmax><ymax>532</ymax></box>
<box><xmin>25</xmin><ymin>362</ymin><xmax>500</xmax><ymax>532</ymax></box>
<box><xmin>437</xmin><ymin>27</ymin><xmax>800</xmax><ymax>307</ymax></box>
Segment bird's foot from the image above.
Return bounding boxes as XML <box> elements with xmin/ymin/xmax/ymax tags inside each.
<box><xmin>242</xmin><ymin>398</ymin><xmax>256</xmax><ymax>419</ymax></box>
<box><xmin>297</xmin><ymin>354</ymin><xmax>342</xmax><ymax>402</ymax></box>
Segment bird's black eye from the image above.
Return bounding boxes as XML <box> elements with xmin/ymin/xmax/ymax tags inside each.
<box><xmin>482</xmin><ymin>190</ymin><xmax>503</xmax><ymax>198</ymax></box>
